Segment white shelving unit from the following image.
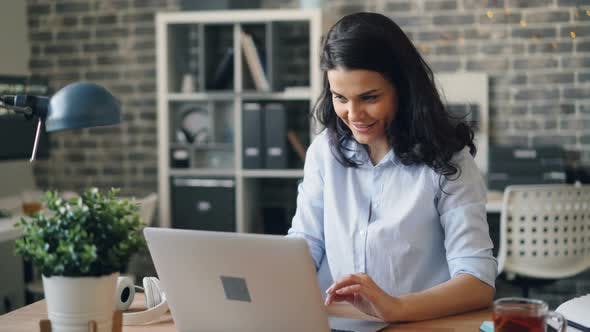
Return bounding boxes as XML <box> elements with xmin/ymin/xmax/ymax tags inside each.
<box><xmin>156</xmin><ymin>9</ymin><xmax>322</xmax><ymax>232</ymax></box>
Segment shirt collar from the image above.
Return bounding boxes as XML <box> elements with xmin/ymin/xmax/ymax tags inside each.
<box><xmin>345</xmin><ymin>139</ymin><xmax>398</xmax><ymax>167</ymax></box>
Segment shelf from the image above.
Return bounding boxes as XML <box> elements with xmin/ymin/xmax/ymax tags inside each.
<box><xmin>170</xmin><ymin>169</ymin><xmax>303</xmax><ymax>178</ymax></box>
<box><xmin>241</xmin><ymin>169</ymin><xmax>303</xmax><ymax>178</ymax></box>
<box><xmin>242</xmin><ymin>91</ymin><xmax>311</xmax><ymax>100</ymax></box>
<box><xmin>157</xmin><ymin>9</ymin><xmax>321</xmax><ymax>230</ymax></box>
<box><xmin>168</xmin><ymin>91</ymin><xmax>235</xmax><ymax>101</ymax></box>
<box><xmin>170</xmin><ymin>142</ymin><xmax>233</xmax><ymax>150</ymax></box>
<box><xmin>168</xmin><ymin>90</ymin><xmax>312</xmax><ymax>101</ymax></box>
<box><xmin>170</xmin><ymin>168</ymin><xmax>235</xmax><ymax>177</ymax></box>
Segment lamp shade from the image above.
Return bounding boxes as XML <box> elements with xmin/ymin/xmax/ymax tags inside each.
<box><xmin>45</xmin><ymin>82</ymin><xmax>121</xmax><ymax>132</ymax></box>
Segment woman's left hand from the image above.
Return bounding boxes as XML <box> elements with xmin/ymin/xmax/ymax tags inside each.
<box><xmin>325</xmin><ymin>273</ymin><xmax>402</xmax><ymax>321</ymax></box>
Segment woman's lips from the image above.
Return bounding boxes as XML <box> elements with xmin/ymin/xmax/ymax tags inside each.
<box><xmin>351</xmin><ymin>122</ymin><xmax>376</xmax><ymax>133</ymax></box>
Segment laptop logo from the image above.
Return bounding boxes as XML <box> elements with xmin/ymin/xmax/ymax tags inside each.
<box><xmin>220</xmin><ymin>276</ymin><xmax>251</xmax><ymax>302</ymax></box>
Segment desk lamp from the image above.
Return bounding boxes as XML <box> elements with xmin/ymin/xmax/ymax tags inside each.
<box><xmin>0</xmin><ymin>82</ymin><xmax>121</xmax><ymax>161</ymax></box>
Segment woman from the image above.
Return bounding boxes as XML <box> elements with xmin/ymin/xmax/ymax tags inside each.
<box><xmin>287</xmin><ymin>12</ymin><xmax>496</xmax><ymax>322</ymax></box>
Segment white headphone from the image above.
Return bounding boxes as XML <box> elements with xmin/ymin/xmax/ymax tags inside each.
<box><xmin>116</xmin><ymin>276</ymin><xmax>169</xmax><ymax>325</ymax></box>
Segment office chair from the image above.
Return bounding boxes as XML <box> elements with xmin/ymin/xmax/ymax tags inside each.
<box><xmin>496</xmin><ymin>184</ymin><xmax>590</xmax><ymax>297</ymax></box>
<box><xmin>126</xmin><ymin>193</ymin><xmax>159</xmax><ymax>282</ymax></box>
<box><xmin>137</xmin><ymin>193</ymin><xmax>158</xmax><ymax>226</ymax></box>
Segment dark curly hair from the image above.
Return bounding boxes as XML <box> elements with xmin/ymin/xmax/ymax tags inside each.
<box><xmin>314</xmin><ymin>12</ymin><xmax>475</xmax><ymax>180</ymax></box>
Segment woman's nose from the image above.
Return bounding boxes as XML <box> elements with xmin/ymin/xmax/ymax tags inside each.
<box><xmin>346</xmin><ymin>102</ymin><xmax>363</xmax><ymax>121</ymax></box>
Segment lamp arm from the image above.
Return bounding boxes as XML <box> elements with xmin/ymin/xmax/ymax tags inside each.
<box><xmin>0</xmin><ymin>95</ymin><xmax>49</xmax><ymax>119</ymax></box>
<box><xmin>0</xmin><ymin>102</ymin><xmax>34</xmax><ymax>118</ymax></box>
<box><xmin>0</xmin><ymin>95</ymin><xmax>49</xmax><ymax>162</ymax></box>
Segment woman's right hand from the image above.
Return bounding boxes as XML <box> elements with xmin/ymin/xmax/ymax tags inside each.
<box><xmin>324</xmin><ymin>273</ymin><xmax>402</xmax><ymax>321</ymax></box>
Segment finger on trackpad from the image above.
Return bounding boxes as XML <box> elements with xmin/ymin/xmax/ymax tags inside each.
<box><xmin>329</xmin><ymin>317</ymin><xmax>389</xmax><ymax>332</ymax></box>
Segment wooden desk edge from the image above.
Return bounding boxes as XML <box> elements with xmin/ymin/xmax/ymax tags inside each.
<box><xmin>0</xmin><ymin>295</ymin><xmax>491</xmax><ymax>332</ymax></box>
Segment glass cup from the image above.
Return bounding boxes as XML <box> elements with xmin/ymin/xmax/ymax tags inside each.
<box><xmin>493</xmin><ymin>297</ymin><xmax>566</xmax><ymax>332</ymax></box>
<box><xmin>21</xmin><ymin>190</ymin><xmax>43</xmax><ymax>216</ymax></box>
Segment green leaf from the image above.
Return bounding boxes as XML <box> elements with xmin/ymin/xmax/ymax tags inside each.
<box><xmin>14</xmin><ymin>187</ymin><xmax>145</xmax><ymax>277</ymax></box>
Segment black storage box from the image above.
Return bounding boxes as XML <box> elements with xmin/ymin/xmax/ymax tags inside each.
<box><xmin>171</xmin><ymin>177</ymin><xmax>236</xmax><ymax>232</ymax></box>
<box><xmin>487</xmin><ymin>146</ymin><xmax>566</xmax><ymax>191</ymax></box>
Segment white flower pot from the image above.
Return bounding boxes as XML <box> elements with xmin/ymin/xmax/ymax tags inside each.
<box><xmin>42</xmin><ymin>273</ymin><xmax>118</xmax><ymax>332</ymax></box>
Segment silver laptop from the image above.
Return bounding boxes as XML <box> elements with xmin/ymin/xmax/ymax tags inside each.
<box><xmin>144</xmin><ymin>227</ymin><xmax>331</xmax><ymax>332</ymax></box>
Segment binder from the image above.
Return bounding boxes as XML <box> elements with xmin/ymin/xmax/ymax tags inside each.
<box><xmin>264</xmin><ymin>103</ymin><xmax>287</xmax><ymax>169</ymax></box>
<box><xmin>242</xmin><ymin>102</ymin><xmax>263</xmax><ymax>169</ymax></box>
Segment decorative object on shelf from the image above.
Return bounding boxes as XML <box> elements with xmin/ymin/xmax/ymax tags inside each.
<box><xmin>171</xmin><ymin>147</ymin><xmax>190</xmax><ymax>168</ymax></box>
<box><xmin>209</xmin><ymin>47</ymin><xmax>234</xmax><ymax>90</ymax></box>
<box><xmin>240</xmin><ymin>31</ymin><xmax>270</xmax><ymax>91</ymax></box>
<box><xmin>287</xmin><ymin>130</ymin><xmax>306</xmax><ymax>162</ymax></box>
<box><xmin>221</xmin><ymin>121</ymin><xmax>233</xmax><ymax>143</ymax></box>
<box><xmin>0</xmin><ymin>82</ymin><xmax>121</xmax><ymax>161</ymax></box>
<box><xmin>15</xmin><ymin>188</ymin><xmax>144</xmax><ymax>332</ymax></box>
<box><xmin>180</xmin><ymin>73</ymin><xmax>197</xmax><ymax>93</ymax></box>
<box><xmin>178</xmin><ymin>104</ymin><xmax>211</xmax><ymax>144</ymax></box>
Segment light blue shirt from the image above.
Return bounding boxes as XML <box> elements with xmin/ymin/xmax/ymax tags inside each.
<box><xmin>288</xmin><ymin>131</ymin><xmax>497</xmax><ymax>296</ymax></box>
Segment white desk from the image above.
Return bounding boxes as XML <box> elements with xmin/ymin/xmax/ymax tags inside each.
<box><xmin>0</xmin><ymin>216</ymin><xmax>25</xmax><ymax>314</ymax></box>
<box><xmin>486</xmin><ymin>191</ymin><xmax>503</xmax><ymax>213</ymax></box>
<box><xmin>0</xmin><ymin>217</ymin><xmax>22</xmax><ymax>243</ymax></box>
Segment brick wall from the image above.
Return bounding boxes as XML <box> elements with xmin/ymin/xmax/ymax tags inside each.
<box><xmin>26</xmin><ymin>0</ymin><xmax>180</xmax><ymax>196</ymax></box>
<box><xmin>25</xmin><ymin>0</ymin><xmax>588</xmax><ymax>301</ymax></box>
<box><xmin>27</xmin><ymin>0</ymin><xmax>590</xmax><ymax>196</ymax></box>
<box><xmin>265</xmin><ymin>0</ymin><xmax>590</xmax><ymax>164</ymax></box>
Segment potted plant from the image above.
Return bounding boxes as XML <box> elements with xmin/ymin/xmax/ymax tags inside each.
<box><xmin>15</xmin><ymin>188</ymin><xmax>144</xmax><ymax>332</ymax></box>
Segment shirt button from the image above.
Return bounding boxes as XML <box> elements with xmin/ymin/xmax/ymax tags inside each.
<box><xmin>359</xmin><ymin>230</ymin><xmax>366</xmax><ymax>236</ymax></box>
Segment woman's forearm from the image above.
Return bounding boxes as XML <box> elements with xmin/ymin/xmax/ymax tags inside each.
<box><xmin>391</xmin><ymin>274</ymin><xmax>494</xmax><ymax>322</ymax></box>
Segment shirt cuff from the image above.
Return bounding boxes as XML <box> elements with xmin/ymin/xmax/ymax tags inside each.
<box><xmin>287</xmin><ymin>231</ymin><xmax>325</xmax><ymax>270</ymax></box>
<box><xmin>448</xmin><ymin>256</ymin><xmax>498</xmax><ymax>288</ymax></box>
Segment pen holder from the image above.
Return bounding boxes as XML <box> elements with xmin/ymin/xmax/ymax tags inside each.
<box><xmin>39</xmin><ymin>311</ymin><xmax>123</xmax><ymax>332</ymax></box>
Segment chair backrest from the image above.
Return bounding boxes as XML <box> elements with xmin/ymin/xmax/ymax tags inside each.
<box><xmin>497</xmin><ymin>184</ymin><xmax>590</xmax><ymax>279</ymax></box>
<box><xmin>0</xmin><ymin>194</ymin><xmax>22</xmax><ymax>217</ymax></box>
<box><xmin>136</xmin><ymin>193</ymin><xmax>158</xmax><ymax>226</ymax></box>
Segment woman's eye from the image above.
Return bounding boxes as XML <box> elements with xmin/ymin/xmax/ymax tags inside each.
<box><xmin>333</xmin><ymin>95</ymin><xmax>347</xmax><ymax>103</ymax></box>
<box><xmin>362</xmin><ymin>95</ymin><xmax>377</xmax><ymax>101</ymax></box>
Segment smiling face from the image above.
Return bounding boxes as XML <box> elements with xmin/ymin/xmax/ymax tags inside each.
<box><xmin>327</xmin><ymin>67</ymin><xmax>398</xmax><ymax>163</ymax></box>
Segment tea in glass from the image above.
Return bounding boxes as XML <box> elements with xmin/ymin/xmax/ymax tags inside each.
<box><xmin>21</xmin><ymin>190</ymin><xmax>43</xmax><ymax>216</ymax></box>
<box><xmin>493</xmin><ymin>297</ymin><xmax>566</xmax><ymax>332</ymax></box>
